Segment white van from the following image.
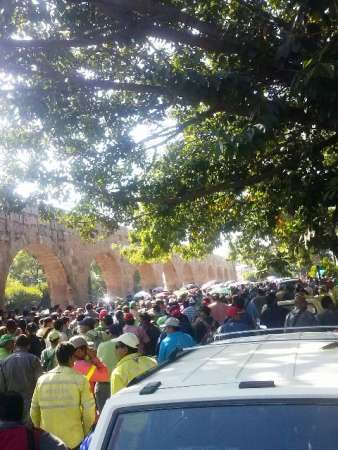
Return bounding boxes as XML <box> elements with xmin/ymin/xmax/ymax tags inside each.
<box><xmin>90</xmin><ymin>330</ymin><xmax>338</xmax><ymax>450</ymax></box>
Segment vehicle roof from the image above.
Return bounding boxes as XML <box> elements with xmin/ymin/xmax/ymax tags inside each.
<box><xmin>107</xmin><ymin>331</ymin><xmax>338</xmax><ymax>408</ymax></box>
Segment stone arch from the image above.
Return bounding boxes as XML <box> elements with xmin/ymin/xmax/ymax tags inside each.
<box><xmin>223</xmin><ymin>266</ymin><xmax>229</xmax><ymax>280</ymax></box>
<box><xmin>94</xmin><ymin>253</ymin><xmax>123</xmax><ymax>297</ymax></box>
<box><xmin>181</xmin><ymin>264</ymin><xmax>194</xmax><ymax>285</ymax></box>
<box><xmin>9</xmin><ymin>243</ymin><xmax>73</xmax><ymax>306</ymax></box>
<box><xmin>137</xmin><ymin>264</ymin><xmax>158</xmax><ymax>290</ymax></box>
<box><xmin>162</xmin><ymin>261</ymin><xmax>180</xmax><ymax>290</ymax></box>
<box><xmin>208</xmin><ymin>265</ymin><xmax>217</xmax><ymax>280</ymax></box>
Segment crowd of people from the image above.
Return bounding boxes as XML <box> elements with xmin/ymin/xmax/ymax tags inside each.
<box><xmin>0</xmin><ymin>277</ymin><xmax>337</xmax><ymax>449</ymax></box>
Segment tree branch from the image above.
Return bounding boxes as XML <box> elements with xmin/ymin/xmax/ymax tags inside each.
<box><xmin>92</xmin><ymin>0</ymin><xmax>223</xmax><ymax>38</ymax></box>
<box><xmin>0</xmin><ymin>36</ymin><xmax>128</xmax><ymax>50</ymax></box>
<box><xmin>155</xmin><ymin>133</ymin><xmax>338</xmax><ymax>208</ymax></box>
<box><xmin>0</xmin><ymin>26</ymin><xmax>230</xmax><ymax>54</ymax></box>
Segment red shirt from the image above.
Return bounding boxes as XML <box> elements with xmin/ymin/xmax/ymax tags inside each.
<box><xmin>73</xmin><ymin>357</ymin><xmax>109</xmax><ymax>392</ymax></box>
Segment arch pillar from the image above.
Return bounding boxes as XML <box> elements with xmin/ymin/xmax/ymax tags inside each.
<box><xmin>94</xmin><ymin>253</ymin><xmax>124</xmax><ymax>298</ymax></box>
<box><xmin>0</xmin><ymin>243</ymin><xmax>10</xmax><ymax>310</ymax></box>
<box><xmin>181</xmin><ymin>263</ymin><xmax>194</xmax><ymax>285</ymax></box>
<box><xmin>138</xmin><ymin>264</ymin><xmax>160</xmax><ymax>290</ymax></box>
<box><xmin>162</xmin><ymin>261</ymin><xmax>180</xmax><ymax>290</ymax></box>
<box><xmin>24</xmin><ymin>244</ymin><xmax>73</xmax><ymax>306</ymax></box>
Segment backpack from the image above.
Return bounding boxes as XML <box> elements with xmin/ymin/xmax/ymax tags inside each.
<box><xmin>0</xmin><ymin>426</ymin><xmax>41</xmax><ymax>450</ymax></box>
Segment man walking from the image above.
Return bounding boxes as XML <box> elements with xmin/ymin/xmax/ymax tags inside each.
<box><xmin>30</xmin><ymin>342</ymin><xmax>96</xmax><ymax>450</ymax></box>
<box><xmin>0</xmin><ymin>334</ymin><xmax>42</xmax><ymax>422</ymax></box>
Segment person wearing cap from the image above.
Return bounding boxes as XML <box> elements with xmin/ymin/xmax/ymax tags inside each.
<box><xmin>110</xmin><ymin>333</ymin><xmax>157</xmax><ymax>395</ymax></box>
<box><xmin>36</xmin><ymin>317</ymin><xmax>54</xmax><ymax>345</ymax></box>
<box><xmin>95</xmin><ymin>309</ymin><xmax>108</xmax><ymax>331</ymax></box>
<box><xmin>78</xmin><ymin>316</ymin><xmax>110</xmax><ymax>349</ymax></box>
<box><xmin>158</xmin><ymin>317</ymin><xmax>195</xmax><ymax>364</ymax></box>
<box><xmin>183</xmin><ymin>297</ymin><xmax>198</xmax><ymax>324</ymax></box>
<box><xmin>41</xmin><ymin>330</ymin><xmax>60</xmax><ymax>372</ymax></box>
<box><xmin>69</xmin><ymin>335</ymin><xmax>109</xmax><ymax>393</ymax></box>
<box><xmin>284</xmin><ymin>293</ymin><xmax>316</xmax><ymax>328</ymax></box>
<box><xmin>218</xmin><ymin>296</ymin><xmax>254</xmax><ymax>334</ymax></box>
<box><xmin>31</xmin><ymin>342</ymin><xmax>95</xmax><ymax>450</ymax></box>
<box><xmin>168</xmin><ymin>305</ymin><xmax>194</xmax><ymax>337</ymax></box>
<box><xmin>85</xmin><ymin>302</ymin><xmax>98</xmax><ymax>319</ymax></box>
<box><xmin>95</xmin><ymin>312</ymin><xmax>114</xmax><ymax>333</ymax></box>
<box><xmin>123</xmin><ymin>313</ymin><xmax>150</xmax><ymax>354</ymax></box>
<box><xmin>0</xmin><ymin>334</ymin><xmax>15</xmax><ymax>360</ymax></box>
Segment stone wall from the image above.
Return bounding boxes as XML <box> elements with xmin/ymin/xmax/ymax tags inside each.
<box><xmin>0</xmin><ymin>209</ymin><xmax>237</xmax><ymax>307</ymax></box>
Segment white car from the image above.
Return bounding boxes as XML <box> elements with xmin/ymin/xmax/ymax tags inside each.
<box><xmin>90</xmin><ymin>330</ymin><xmax>338</xmax><ymax>450</ymax></box>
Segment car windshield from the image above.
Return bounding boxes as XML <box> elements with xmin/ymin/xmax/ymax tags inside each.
<box><xmin>106</xmin><ymin>403</ymin><xmax>338</xmax><ymax>450</ymax></box>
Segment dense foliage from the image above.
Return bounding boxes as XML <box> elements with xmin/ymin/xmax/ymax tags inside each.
<box><xmin>0</xmin><ymin>1</ymin><xmax>337</xmax><ymax>266</ymax></box>
<box><xmin>5</xmin><ymin>279</ymin><xmax>46</xmax><ymax>309</ymax></box>
<box><xmin>89</xmin><ymin>261</ymin><xmax>106</xmax><ymax>300</ymax></box>
<box><xmin>9</xmin><ymin>250</ymin><xmax>47</xmax><ymax>286</ymax></box>
<box><xmin>5</xmin><ymin>250</ymin><xmax>48</xmax><ymax>308</ymax></box>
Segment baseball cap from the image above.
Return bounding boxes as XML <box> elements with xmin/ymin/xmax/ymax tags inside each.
<box><xmin>0</xmin><ymin>334</ymin><xmax>14</xmax><ymax>347</ymax></box>
<box><xmin>99</xmin><ymin>309</ymin><xmax>108</xmax><ymax>320</ymax></box>
<box><xmin>113</xmin><ymin>332</ymin><xmax>139</xmax><ymax>349</ymax></box>
<box><xmin>169</xmin><ymin>306</ymin><xmax>181</xmax><ymax>318</ymax></box>
<box><xmin>124</xmin><ymin>313</ymin><xmax>134</xmax><ymax>322</ymax></box>
<box><xmin>164</xmin><ymin>317</ymin><xmax>180</xmax><ymax>328</ymax></box>
<box><xmin>69</xmin><ymin>336</ymin><xmax>88</xmax><ymax>349</ymax></box>
<box><xmin>48</xmin><ymin>330</ymin><xmax>61</xmax><ymax>342</ymax></box>
<box><xmin>78</xmin><ymin>317</ymin><xmax>96</xmax><ymax>328</ymax></box>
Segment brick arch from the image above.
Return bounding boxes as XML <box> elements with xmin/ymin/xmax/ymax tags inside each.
<box><xmin>137</xmin><ymin>264</ymin><xmax>159</xmax><ymax>290</ymax></box>
<box><xmin>181</xmin><ymin>263</ymin><xmax>194</xmax><ymax>285</ymax></box>
<box><xmin>9</xmin><ymin>243</ymin><xmax>73</xmax><ymax>306</ymax></box>
<box><xmin>208</xmin><ymin>265</ymin><xmax>217</xmax><ymax>280</ymax></box>
<box><xmin>162</xmin><ymin>261</ymin><xmax>180</xmax><ymax>290</ymax></box>
<box><xmin>94</xmin><ymin>253</ymin><xmax>123</xmax><ymax>297</ymax></box>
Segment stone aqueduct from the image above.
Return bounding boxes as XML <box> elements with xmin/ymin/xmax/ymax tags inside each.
<box><xmin>0</xmin><ymin>210</ymin><xmax>237</xmax><ymax>308</ymax></box>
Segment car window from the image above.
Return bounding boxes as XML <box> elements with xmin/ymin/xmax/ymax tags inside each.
<box><xmin>106</xmin><ymin>404</ymin><xmax>338</xmax><ymax>450</ymax></box>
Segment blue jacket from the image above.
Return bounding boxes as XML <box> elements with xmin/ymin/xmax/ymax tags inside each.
<box><xmin>219</xmin><ymin>313</ymin><xmax>254</xmax><ymax>334</ymax></box>
<box><xmin>158</xmin><ymin>331</ymin><xmax>195</xmax><ymax>363</ymax></box>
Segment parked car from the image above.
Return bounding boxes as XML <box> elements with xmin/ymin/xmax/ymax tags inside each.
<box><xmin>90</xmin><ymin>330</ymin><xmax>338</xmax><ymax>450</ymax></box>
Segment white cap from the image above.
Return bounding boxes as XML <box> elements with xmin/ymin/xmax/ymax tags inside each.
<box><xmin>114</xmin><ymin>332</ymin><xmax>139</xmax><ymax>349</ymax></box>
<box><xmin>164</xmin><ymin>317</ymin><xmax>180</xmax><ymax>328</ymax></box>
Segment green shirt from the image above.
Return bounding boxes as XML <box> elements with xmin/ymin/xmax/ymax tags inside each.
<box><xmin>97</xmin><ymin>339</ymin><xmax>118</xmax><ymax>376</ymax></box>
<box><xmin>0</xmin><ymin>348</ymin><xmax>9</xmax><ymax>360</ymax></box>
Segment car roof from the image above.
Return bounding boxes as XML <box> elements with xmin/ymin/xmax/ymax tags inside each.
<box><xmin>107</xmin><ymin>331</ymin><xmax>338</xmax><ymax>408</ymax></box>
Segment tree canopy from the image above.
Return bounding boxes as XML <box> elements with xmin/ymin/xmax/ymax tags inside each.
<box><xmin>0</xmin><ymin>0</ymin><xmax>337</xmax><ymax>266</ymax></box>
